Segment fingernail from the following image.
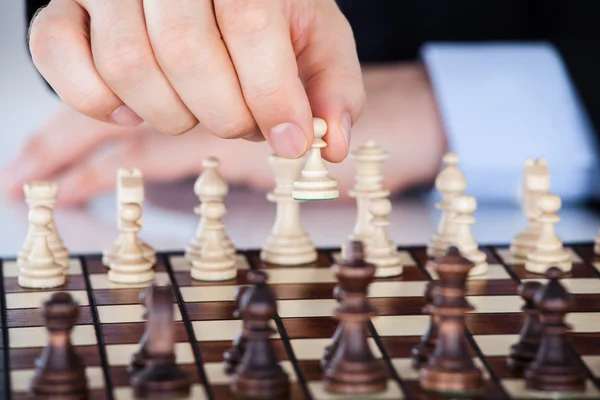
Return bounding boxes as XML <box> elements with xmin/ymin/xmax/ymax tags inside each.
<box><xmin>341</xmin><ymin>112</ymin><xmax>352</xmax><ymax>149</ymax></box>
<box><xmin>269</xmin><ymin>122</ymin><xmax>307</xmax><ymax>158</ymax></box>
<box><xmin>110</xmin><ymin>105</ymin><xmax>144</xmax><ymax>127</ymax></box>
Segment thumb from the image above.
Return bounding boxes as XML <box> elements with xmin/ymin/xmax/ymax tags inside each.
<box><xmin>294</xmin><ymin>0</ymin><xmax>365</xmax><ymax>163</ymax></box>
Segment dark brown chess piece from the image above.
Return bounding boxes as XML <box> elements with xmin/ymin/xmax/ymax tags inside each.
<box><xmin>411</xmin><ymin>281</ymin><xmax>440</xmax><ymax>368</ymax></box>
<box><xmin>230</xmin><ymin>269</ymin><xmax>289</xmax><ymax>399</ymax></box>
<box><xmin>29</xmin><ymin>292</ymin><xmax>89</xmax><ymax>400</ymax></box>
<box><xmin>128</xmin><ymin>288</ymin><xmax>149</xmax><ymax>375</ymax></box>
<box><xmin>321</xmin><ymin>285</ymin><xmax>343</xmax><ymax>370</ymax></box>
<box><xmin>419</xmin><ymin>247</ymin><xmax>483</xmax><ymax>395</ymax></box>
<box><xmin>131</xmin><ymin>284</ymin><xmax>191</xmax><ymax>399</ymax></box>
<box><xmin>506</xmin><ymin>281</ymin><xmax>544</xmax><ymax>372</ymax></box>
<box><xmin>323</xmin><ymin>240</ymin><xmax>387</xmax><ymax>394</ymax></box>
<box><xmin>525</xmin><ymin>267</ymin><xmax>586</xmax><ymax>393</ymax></box>
<box><xmin>224</xmin><ymin>286</ymin><xmax>248</xmax><ymax>374</ymax></box>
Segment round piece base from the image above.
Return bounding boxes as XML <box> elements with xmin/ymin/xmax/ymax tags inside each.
<box><xmin>191</xmin><ymin>266</ymin><xmax>237</xmax><ymax>282</ymax></box>
<box><xmin>375</xmin><ymin>264</ymin><xmax>404</xmax><ymax>278</ymax></box>
<box><xmin>525</xmin><ymin>259</ymin><xmax>571</xmax><ymax>275</ymax></box>
<box><xmin>260</xmin><ymin>248</ymin><xmax>317</xmax><ymax>266</ymax></box>
<box><xmin>419</xmin><ymin>367</ymin><xmax>483</xmax><ymax>395</ymax></box>
<box><xmin>292</xmin><ymin>187</ymin><xmax>339</xmax><ymax>201</ymax></box>
<box><xmin>469</xmin><ymin>262</ymin><xmax>488</xmax><ymax>276</ymax></box>
<box><xmin>19</xmin><ymin>274</ymin><xmax>65</xmax><ymax>289</ymax></box>
<box><xmin>323</xmin><ymin>377</ymin><xmax>387</xmax><ymax>395</ymax></box>
<box><xmin>230</xmin><ymin>373</ymin><xmax>289</xmax><ymax>400</ymax></box>
<box><xmin>108</xmin><ymin>269</ymin><xmax>154</xmax><ymax>284</ymax></box>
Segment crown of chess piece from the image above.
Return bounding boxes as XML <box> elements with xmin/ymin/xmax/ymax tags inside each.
<box><xmin>525</xmin><ymin>267</ymin><xmax>586</xmax><ymax>394</ymax></box>
<box><xmin>292</xmin><ymin>118</ymin><xmax>339</xmax><ymax>201</ymax></box>
<box><xmin>451</xmin><ymin>194</ymin><xmax>488</xmax><ymax>276</ymax></box>
<box><xmin>29</xmin><ymin>292</ymin><xmax>88</xmax><ymax>399</ymax></box>
<box><xmin>223</xmin><ymin>286</ymin><xmax>248</xmax><ymax>375</ymax></box>
<box><xmin>511</xmin><ymin>158</ymin><xmax>550</xmax><ymax>259</ymax></box>
<box><xmin>321</xmin><ymin>284</ymin><xmax>344</xmax><ymax>370</ymax></box>
<box><xmin>364</xmin><ymin>195</ymin><xmax>403</xmax><ymax>277</ymax></box>
<box><xmin>18</xmin><ymin>205</ymin><xmax>65</xmax><ymax>289</ymax></box>
<box><xmin>108</xmin><ymin>202</ymin><xmax>155</xmax><ymax>284</ymax></box>
<box><xmin>324</xmin><ymin>240</ymin><xmax>388</xmax><ymax>394</ymax></box>
<box><xmin>506</xmin><ymin>281</ymin><xmax>544</xmax><ymax>372</ymax></box>
<box><xmin>427</xmin><ymin>153</ymin><xmax>467</xmax><ymax>258</ymax></box>
<box><xmin>419</xmin><ymin>246</ymin><xmax>483</xmax><ymax>395</ymax></box>
<box><xmin>230</xmin><ymin>269</ymin><xmax>290</xmax><ymax>399</ymax></box>
<box><xmin>260</xmin><ymin>153</ymin><xmax>317</xmax><ymax>265</ymax></box>
<box><xmin>411</xmin><ymin>281</ymin><xmax>440</xmax><ymax>368</ymax></box>
<box><xmin>525</xmin><ymin>193</ymin><xmax>571</xmax><ymax>274</ymax></box>
<box><xmin>131</xmin><ymin>284</ymin><xmax>191</xmax><ymax>398</ymax></box>
<box><xmin>128</xmin><ymin>288</ymin><xmax>150</xmax><ymax>375</ymax></box>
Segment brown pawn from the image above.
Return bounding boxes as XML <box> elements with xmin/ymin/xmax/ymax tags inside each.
<box><xmin>131</xmin><ymin>284</ymin><xmax>191</xmax><ymax>399</ymax></box>
<box><xmin>411</xmin><ymin>281</ymin><xmax>440</xmax><ymax>368</ymax></box>
<box><xmin>419</xmin><ymin>247</ymin><xmax>483</xmax><ymax>395</ymax></box>
<box><xmin>223</xmin><ymin>286</ymin><xmax>248</xmax><ymax>374</ymax></box>
<box><xmin>230</xmin><ymin>269</ymin><xmax>289</xmax><ymax>399</ymax></box>
<box><xmin>29</xmin><ymin>292</ymin><xmax>89</xmax><ymax>400</ymax></box>
<box><xmin>525</xmin><ymin>267</ymin><xmax>586</xmax><ymax>393</ymax></box>
<box><xmin>324</xmin><ymin>240</ymin><xmax>387</xmax><ymax>394</ymax></box>
<box><xmin>321</xmin><ymin>285</ymin><xmax>343</xmax><ymax>370</ymax></box>
<box><xmin>128</xmin><ymin>288</ymin><xmax>149</xmax><ymax>375</ymax></box>
<box><xmin>506</xmin><ymin>281</ymin><xmax>544</xmax><ymax>372</ymax></box>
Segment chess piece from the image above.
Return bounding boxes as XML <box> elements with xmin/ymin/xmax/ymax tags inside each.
<box><xmin>103</xmin><ymin>169</ymin><xmax>156</xmax><ymax>266</ymax></box>
<box><xmin>525</xmin><ymin>194</ymin><xmax>571</xmax><ymax>274</ymax></box>
<box><xmin>260</xmin><ymin>154</ymin><xmax>317</xmax><ymax>265</ymax></box>
<box><xmin>292</xmin><ymin>118</ymin><xmax>339</xmax><ymax>201</ymax></box>
<box><xmin>506</xmin><ymin>281</ymin><xmax>544</xmax><ymax>372</ymax></box>
<box><xmin>18</xmin><ymin>205</ymin><xmax>65</xmax><ymax>289</ymax></box>
<box><xmin>19</xmin><ymin>181</ymin><xmax>69</xmax><ymax>270</ymax></box>
<box><xmin>131</xmin><ymin>284</ymin><xmax>191</xmax><ymax>398</ymax></box>
<box><xmin>29</xmin><ymin>292</ymin><xmax>88</xmax><ymax>399</ymax></box>
<box><xmin>420</xmin><ymin>247</ymin><xmax>483</xmax><ymax>395</ymax></box>
<box><xmin>525</xmin><ymin>267</ymin><xmax>586</xmax><ymax>393</ymax></box>
<box><xmin>344</xmin><ymin>141</ymin><xmax>389</xmax><ymax>245</ymax></box>
<box><xmin>411</xmin><ymin>282</ymin><xmax>440</xmax><ymax>368</ymax></box>
<box><xmin>191</xmin><ymin>200</ymin><xmax>237</xmax><ymax>281</ymax></box>
<box><xmin>451</xmin><ymin>195</ymin><xmax>488</xmax><ymax>276</ymax></box>
<box><xmin>364</xmin><ymin>196</ymin><xmax>403</xmax><ymax>277</ymax></box>
<box><xmin>511</xmin><ymin>158</ymin><xmax>550</xmax><ymax>259</ymax></box>
<box><xmin>230</xmin><ymin>270</ymin><xmax>289</xmax><ymax>399</ymax></box>
<box><xmin>324</xmin><ymin>240</ymin><xmax>387</xmax><ymax>394</ymax></box>
<box><xmin>427</xmin><ymin>153</ymin><xmax>467</xmax><ymax>258</ymax></box>
<box><xmin>321</xmin><ymin>285</ymin><xmax>343</xmax><ymax>370</ymax></box>
<box><xmin>128</xmin><ymin>288</ymin><xmax>150</xmax><ymax>375</ymax></box>
<box><xmin>186</xmin><ymin>157</ymin><xmax>236</xmax><ymax>263</ymax></box>
<box><xmin>108</xmin><ymin>203</ymin><xmax>155</xmax><ymax>284</ymax></box>
<box><xmin>223</xmin><ymin>286</ymin><xmax>248</xmax><ymax>374</ymax></box>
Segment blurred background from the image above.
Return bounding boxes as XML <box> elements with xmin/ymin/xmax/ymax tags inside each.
<box><xmin>1</xmin><ymin>1</ymin><xmax>600</xmax><ymax>257</ymax></box>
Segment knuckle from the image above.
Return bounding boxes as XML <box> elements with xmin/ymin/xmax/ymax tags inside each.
<box><xmin>217</xmin><ymin>0</ymin><xmax>272</xmax><ymax>37</ymax></box>
<box><xmin>212</xmin><ymin>116</ymin><xmax>256</xmax><ymax>139</ymax></box>
<box><xmin>155</xmin><ymin>25</ymin><xmax>208</xmax><ymax>70</ymax></box>
<box><xmin>97</xmin><ymin>37</ymin><xmax>154</xmax><ymax>82</ymax></box>
<box><xmin>28</xmin><ymin>11</ymin><xmax>68</xmax><ymax>61</ymax></box>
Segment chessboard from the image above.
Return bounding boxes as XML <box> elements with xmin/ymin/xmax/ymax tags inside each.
<box><xmin>2</xmin><ymin>242</ymin><xmax>600</xmax><ymax>400</ymax></box>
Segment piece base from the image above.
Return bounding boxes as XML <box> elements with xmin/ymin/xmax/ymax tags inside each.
<box><xmin>419</xmin><ymin>366</ymin><xmax>483</xmax><ymax>395</ymax></box>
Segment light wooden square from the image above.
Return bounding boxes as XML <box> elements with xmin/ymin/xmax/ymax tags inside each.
<box><xmin>89</xmin><ymin>272</ymin><xmax>170</xmax><ymax>290</ymax></box>
<box><xmin>262</xmin><ymin>268</ymin><xmax>337</xmax><ymax>285</ymax></box>
<box><xmin>308</xmin><ymin>380</ymin><xmax>404</xmax><ymax>399</ymax></box>
<box><xmin>106</xmin><ymin>342</ymin><xmax>195</xmax><ymax>366</ymax></box>
<box><xmin>289</xmin><ymin>338</ymin><xmax>381</xmax><ymax>361</ymax></box>
<box><xmin>369</xmin><ymin>281</ymin><xmax>428</xmax><ymax>298</ymax></box>
<box><xmin>3</xmin><ymin>258</ymin><xmax>82</xmax><ymax>278</ymax></box>
<box><xmin>114</xmin><ymin>384</ymin><xmax>207</xmax><ymax>400</ymax></box>
<box><xmin>523</xmin><ymin>278</ymin><xmax>600</xmax><ymax>294</ymax></box>
<box><xmin>501</xmin><ymin>379</ymin><xmax>600</xmax><ymax>399</ymax></box>
<box><xmin>466</xmin><ymin>295</ymin><xmax>523</xmax><ymax>313</ymax></box>
<box><xmin>180</xmin><ymin>285</ymin><xmax>238</xmax><ymax>303</ymax></box>
<box><xmin>582</xmin><ymin>355</ymin><xmax>600</xmax><ymax>377</ymax></box>
<box><xmin>96</xmin><ymin>304</ymin><xmax>182</xmax><ymax>324</ymax></box>
<box><xmin>566</xmin><ymin>313</ymin><xmax>600</xmax><ymax>333</ymax></box>
<box><xmin>11</xmin><ymin>366</ymin><xmax>105</xmax><ymax>392</ymax></box>
<box><xmin>473</xmin><ymin>334</ymin><xmax>519</xmax><ymax>356</ymax></box>
<box><xmin>169</xmin><ymin>254</ymin><xmax>249</xmax><ymax>272</ymax></box>
<box><xmin>372</xmin><ymin>315</ymin><xmax>429</xmax><ymax>337</ymax></box>
<box><xmin>192</xmin><ymin>320</ymin><xmax>280</xmax><ymax>341</ymax></box>
<box><xmin>496</xmin><ymin>247</ymin><xmax>581</xmax><ymax>265</ymax></box>
<box><xmin>332</xmin><ymin>250</ymin><xmax>416</xmax><ymax>267</ymax></box>
<box><xmin>277</xmin><ymin>299</ymin><xmax>337</xmax><ymax>318</ymax></box>
<box><xmin>6</xmin><ymin>290</ymin><xmax>89</xmax><ymax>309</ymax></box>
<box><xmin>9</xmin><ymin>324</ymin><xmax>97</xmax><ymax>348</ymax></box>
<box><xmin>428</xmin><ymin>264</ymin><xmax>511</xmax><ymax>281</ymax></box>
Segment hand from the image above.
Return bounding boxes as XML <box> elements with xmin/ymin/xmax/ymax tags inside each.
<box><xmin>28</xmin><ymin>0</ymin><xmax>364</xmax><ymax>162</ymax></box>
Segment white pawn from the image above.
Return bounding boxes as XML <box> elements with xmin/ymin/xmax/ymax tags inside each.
<box><xmin>108</xmin><ymin>203</ymin><xmax>154</xmax><ymax>284</ymax></box>
<box><xmin>525</xmin><ymin>194</ymin><xmax>571</xmax><ymax>274</ymax></box>
<box><xmin>451</xmin><ymin>195</ymin><xmax>488</xmax><ymax>276</ymax></box>
<box><xmin>427</xmin><ymin>153</ymin><xmax>467</xmax><ymax>258</ymax></box>
<box><xmin>260</xmin><ymin>154</ymin><xmax>316</xmax><ymax>265</ymax></box>
<box><xmin>18</xmin><ymin>205</ymin><xmax>65</xmax><ymax>289</ymax></box>
<box><xmin>191</xmin><ymin>201</ymin><xmax>237</xmax><ymax>281</ymax></box>
<box><xmin>292</xmin><ymin>118</ymin><xmax>339</xmax><ymax>201</ymax></box>
<box><xmin>364</xmin><ymin>196</ymin><xmax>403</xmax><ymax>277</ymax></box>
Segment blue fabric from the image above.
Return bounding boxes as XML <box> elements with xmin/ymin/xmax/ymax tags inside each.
<box><xmin>420</xmin><ymin>42</ymin><xmax>600</xmax><ymax>204</ymax></box>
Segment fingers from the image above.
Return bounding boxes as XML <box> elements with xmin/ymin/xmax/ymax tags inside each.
<box><xmin>294</xmin><ymin>0</ymin><xmax>365</xmax><ymax>162</ymax></box>
<box><xmin>80</xmin><ymin>0</ymin><xmax>198</xmax><ymax>135</ymax></box>
<box><xmin>143</xmin><ymin>0</ymin><xmax>257</xmax><ymax>139</ymax></box>
<box><xmin>214</xmin><ymin>0</ymin><xmax>314</xmax><ymax>158</ymax></box>
<box><xmin>28</xmin><ymin>0</ymin><xmax>141</xmax><ymax>126</ymax></box>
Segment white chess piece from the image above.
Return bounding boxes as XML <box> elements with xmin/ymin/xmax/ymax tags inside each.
<box><xmin>18</xmin><ymin>182</ymin><xmax>69</xmax><ymax>270</ymax></box>
<box><xmin>427</xmin><ymin>153</ymin><xmax>467</xmax><ymax>258</ymax></box>
<box><xmin>186</xmin><ymin>157</ymin><xmax>235</xmax><ymax>263</ymax></box>
<box><xmin>18</xmin><ymin>205</ymin><xmax>65</xmax><ymax>288</ymax></box>
<box><xmin>364</xmin><ymin>196</ymin><xmax>403</xmax><ymax>277</ymax></box>
<box><xmin>191</xmin><ymin>201</ymin><xmax>237</xmax><ymax>281</ymax></box>
<box><xmin>451</xmin><ymin>195</ymin><xmax>488</xmax><ymax>276</ymax></box>
<box><xmin>510</xmin><ymin>158</ymin><xmax>550</xmax><ymax>259</ymax></box>
<box><xmin>260</xmin><ymin>154</ymin><xmax>317</xmax><ymax>265</ymax></box>
<box><xmin>292</xmin><ymin>118</ymin><xmax>339</xmax><ymax>201</ymax></box>
<box><xmin>108</xmin><ymin>203</ymin><xmax>155</xmax><ymax>284</ymax></box>
<box><xmin>525</xmin><ymin>194</ymin><xmax>571</xmax><ymax>274</ymax></box>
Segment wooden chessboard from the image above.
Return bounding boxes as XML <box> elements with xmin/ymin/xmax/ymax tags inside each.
<box><xmin>2</xmin><ymin>243</ymin><xmax>600</xmax><ymax>400</ymax></box>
